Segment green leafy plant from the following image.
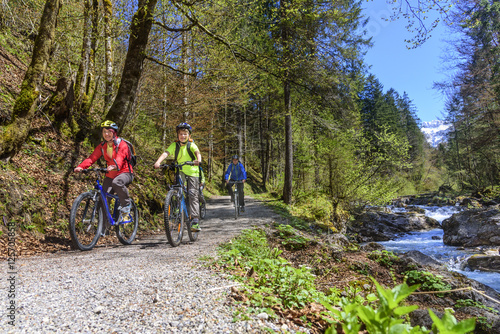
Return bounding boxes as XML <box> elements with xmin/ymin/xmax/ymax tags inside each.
<box><xmin>349</xmin><ymin>261</ymin><xmax>371</xmax><ymax>276</ymax></box>
<box><xmin>275</xmin><ymin>224</ymin><xmax>310</xmax><ymax>250</ymax></box>
<box><xmin>476</xmin><ymin>316</ymin><xmax>493</xmax><ymax>330</ymax></box>
<box><xmin>455</xmin><ymin>299</ymin><xmax>498</xmax><ymax>313</ymax></box>
<box><xmin>323</xmin><ymin>280</ymin><xmax>423</xmax><ymax>334</ymax></box>
<box><xmin>322</xmin><ymin>279</ymin><xmax>475</xmax><ymax>334</ymax></box>
<box><xmin>368</xmin><ymin>250</ymin><xmax>400</xmax><ymax>268</ymax></box>
<box><xmin>429</xmin><ymin>309</ymin><xmax>475</xmax><ymax>334</ymax></box>
<box><xmin>213</xmin><ymin>228</ymin><xmax>323</xmax><ymax>310</ymax></box>
<box><xmin>404</xmin><ymin>270</ymin><xmax>451</xmax><ymax>296</ymax></box>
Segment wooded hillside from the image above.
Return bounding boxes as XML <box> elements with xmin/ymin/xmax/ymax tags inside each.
<box><xmin>3</xmin><ymin>0</ymin><xmax>498</xmax><ymax>241</ymax></box>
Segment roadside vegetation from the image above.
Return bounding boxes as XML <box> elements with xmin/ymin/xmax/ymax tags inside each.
<box><xmin>204</xmin><ymin>225</ymin><xmax>478</xmax><ymax>333</ymax></box>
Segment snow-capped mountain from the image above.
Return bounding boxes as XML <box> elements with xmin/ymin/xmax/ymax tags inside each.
<box><xmin>421</xmin><ymin>120</ymin><xmax>451</xmax><ymax>147</ymax></box>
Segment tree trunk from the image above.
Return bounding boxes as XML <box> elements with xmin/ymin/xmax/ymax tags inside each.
<box><xmin>102</xmin><ymin>0</ymin><xmax>113</xmax><ymax>110</ymax></box>
<box><xmin>283</xmin><ymin>83</ymin><xmax>293</xmax><ymax>204</ymax></box>
<box><xmin>74</xmin><ymin>0</ymin><xmax>92</xmax><ymax>109</ymax></box>
<box><xmin>0</xmin><ymin>0</ymin><xmax>61</xmax><ymax>161</ymax></box>
<box><xmin>208</xmin><ymin>113</ymin><xmax>214</xmax><ymax>181</ymax></box>
<box><xmin>281</xmin><ymin>0</ymin><xmax>293</xmax><ymax>204</ymax></box>
<box><xmin>243</xmin><ymin>105</ymin><xmax>247</xmax><ymax>169</ymax></box>
<box><xmin>105</xmin><ymin>0</ymin><xmax>158</xmax><ymax>130</ymax></box>
<box><xmin>88</xmin><ymin>0</ymin><xmax>98</xmax><ymax>99</ymax></box>
<box><xmin>264</xmin><ymin>108</ymin><xmax>271</xmax><ymax>188</ymax></box>
<box><xmin>259</xmin><ymin>98</ymin><xmax>267</xmax><ymax>190</ymax></box>
<box><xmin>182</xmin><ymin>27</ymin><xmax>189</xmax><ymax>121</ymax></box>
<box><xmin>237</xmin><ymin>107</ymin><xmax>244</xmax><ymax>164</ymax></box>
<box><xmin>224</xmin><ymin>90</ymin><xmax>227</xmax><ymax>161</ymax></box>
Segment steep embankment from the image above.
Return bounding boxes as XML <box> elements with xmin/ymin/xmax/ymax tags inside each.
<box><xmin>0</xmin><ymin>43</ymin><xmax>175</xmax><ymax>254</ymax></box>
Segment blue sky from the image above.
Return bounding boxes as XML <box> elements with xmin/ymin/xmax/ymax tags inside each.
<box><xmin>360</xmin><ymin>1</ymin><xmax>453</xmax><ymax>123</ymax></box>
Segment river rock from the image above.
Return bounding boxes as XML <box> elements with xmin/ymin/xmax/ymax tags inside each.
<box><xmin>399</xmin><ymin>250</ymin><xmax>444</xmax><ymax>270</ymax></box>
<box><xmin>409</xmin><ymin>309</ymin><xmax>442</xmax><ymax>330</ymax></box>
<box><xmin>359</xmin><ymin>242</ymin><xmax>385</xmax><ymax>252</ymax></box>
<box><xmin>465</xmin><ymin>255</ymin><xmax>500</xmax><ymax>273</ymax></box>
<box><xmin>348</xmin><ymin>211</ymin><xmax>441</xmax><ymax>242</ymax></box>
<box><xmin>442</xmin><ymin>208</ymin><xmax>500</xmax><ymax>247</ymax></box>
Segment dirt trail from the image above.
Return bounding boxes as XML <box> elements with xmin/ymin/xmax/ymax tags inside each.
<box><xmin>133</xmin><ymin>195</ymin><xmax>284</xmax><ymax>250</ymax></box>
<box><xmin>2</xmin><ymin>196</ymin><xmax>293</xmax><ymax>333</ymax></box>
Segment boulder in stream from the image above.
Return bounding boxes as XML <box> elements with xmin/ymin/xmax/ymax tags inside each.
<box><xmin>465</xmin><ymin>254</ymin><xmax>500</xmax><ymax>273</ymax></box>
<box><xmin>348</xmin><ymin>211</ymin><xmax>441</xmax><ymax>242</ymax></box>
<box><xmin>442</xmin><ymin>207</ymin><xmax>500</xmax><ymax>247</ymax></box>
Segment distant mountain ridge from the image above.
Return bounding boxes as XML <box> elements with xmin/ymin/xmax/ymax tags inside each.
<box><xmin>421</xmin><ymin>120</ymin><xmax>451</xmax><ymax>147</ymax></box>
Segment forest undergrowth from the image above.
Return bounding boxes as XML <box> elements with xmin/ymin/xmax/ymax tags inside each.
<box><xmin>204</xmin><ymin>220</ymin><xmax>485</xmax><ymax>333</ymax></box>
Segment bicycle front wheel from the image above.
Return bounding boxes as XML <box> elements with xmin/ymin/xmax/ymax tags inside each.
<box><xmin>164</xmin><ymin>190</ymin><xmax>184</xmax><ymax>247</ymax></box>
<box><xmin>116</xmin><ymin>200</ymin><xmax>139</xmax><ymax>245</ymax></box>
<box><xmin>69</xmin><ymin>192</ymin><xmax>103</xmax><ymax>251</ymax></box>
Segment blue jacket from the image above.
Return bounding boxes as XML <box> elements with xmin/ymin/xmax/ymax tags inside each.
<box><xmin>224</xmin><ymin>162</ymin><xmax>247</xmax><ymax>181</ymax></box>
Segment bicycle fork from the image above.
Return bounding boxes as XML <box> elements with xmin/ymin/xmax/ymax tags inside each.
<box><xmin>83</xmin><ymin>192</ymin><xmax>100</xmax><ymax>233</ymax></box>
<box><xmin>180</xmin><ymin>190</ymin><xmax>190</xmax><ymax>221</ymax></box>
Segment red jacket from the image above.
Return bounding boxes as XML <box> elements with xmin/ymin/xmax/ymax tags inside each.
<box><xmin>77</xmin><ymin>139</ymin><xmax>133</xmax><ymax>178</ymax></box>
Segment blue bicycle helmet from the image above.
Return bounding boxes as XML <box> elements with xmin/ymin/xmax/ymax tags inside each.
<box><xmin>176</xmin><ymin>122</ymin><xmax>192</xmax><ymax>134</ymax></box>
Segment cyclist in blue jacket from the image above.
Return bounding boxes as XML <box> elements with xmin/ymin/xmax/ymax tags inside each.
<box><xmin>225</xmin><ymin>155</ymin><xmax>247</xmax><ymax>212</ymax></box>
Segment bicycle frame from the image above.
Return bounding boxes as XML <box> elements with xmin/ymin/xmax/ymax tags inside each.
<box><xmin>164</xmin><ymin>163</ymin><xmax>191</xmax><ymax>220</ymax></box>
<box><xmin>170</xmin><ymin>184</ymin><xmax>190</xmax><ymax>221</ymax></box>
<box><xmin>228</xmin><ymin>181</ymin><xmax>244</xmax><ymax>202</ymax></box>
<box><xmin>91</xmin><ymin>171</ymin><xmax>133</xmax><ymax>227</ymax></box>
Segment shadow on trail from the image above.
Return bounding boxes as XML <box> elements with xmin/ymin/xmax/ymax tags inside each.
<box><xmin>80</xmin><ymin>195</ymin><xmax>284</xmax><ymax>252</ymax></box>
<box><xmin>132</xmin><ymin>195</ymin><xmax>284</xmax><ymax>249</ymax></box>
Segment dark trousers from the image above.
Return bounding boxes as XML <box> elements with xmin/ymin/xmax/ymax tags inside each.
<box><xmin>226</xmin><ymin>181</ymin><xmax>244</xmax><ymax>207</ymax></box>
<box><xmin>102</xmin><ymin>173</ymin><xmax>133</xmax><ymax>208</ymax></box>
<box><xmin>180</xmin><ymin>173</ymin><xmax>200</xmax><ymax>219</ymax></box>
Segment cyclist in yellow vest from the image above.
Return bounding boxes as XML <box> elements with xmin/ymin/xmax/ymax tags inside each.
<box><xmin>154</xmin><ymin>123</ymin><xmax>202</xmax><ymax>231</ymax></box>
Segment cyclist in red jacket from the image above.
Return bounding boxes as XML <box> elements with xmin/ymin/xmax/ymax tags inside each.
<box><xmin>74</xmin><ymin>120</ymin><xmax>134</xmax><ymax>217</ymax></box>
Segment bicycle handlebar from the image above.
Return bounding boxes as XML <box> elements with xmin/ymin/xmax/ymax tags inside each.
<box><xmin>82</xmin><ymin>168</ymin><xmax>108</xmax><ymax>173</ymax></box>
<box><xmin>159</xmin><ymin>161</ymin><xmax>195</xmax><ymax>170</ymax></box>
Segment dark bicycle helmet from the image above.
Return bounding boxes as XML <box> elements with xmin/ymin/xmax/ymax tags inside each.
<box><xmin>231</xmin><ymin>155</ymin><xmax>239</xmax><ymax>160</ymax></box>
<box><xmin>101</xmin><ymin>120</ymin><xmax>118</xmax><ymax>131</ymax></box>
<box><xmin>176</xmin><ymin>122</ymin><xmax>192</xmax><ymax>134</ymax></box>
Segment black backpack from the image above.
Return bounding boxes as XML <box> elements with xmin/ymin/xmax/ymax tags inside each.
<box><xmin>120</xmin><ymin>138</ymin><xmax>137</xmax><ymax>168</ymax></box>
<box><xmin>174</xmin><ymin>140</ymin><xmax>196</xmax><ymax>162</ymax></box>
<box><xmin>100</xmin><ymin>138</ymin><xmax>137</xmax><ymax>172</ymax></box>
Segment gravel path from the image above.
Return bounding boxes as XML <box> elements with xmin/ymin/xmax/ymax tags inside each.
<box><xmin>2</xmin><ymin>196</ymin><xmax>304</xmax><ymax>334</ymax></box>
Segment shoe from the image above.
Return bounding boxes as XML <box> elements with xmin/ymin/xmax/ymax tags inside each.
<box><xmin>240</xmin><ymin>207</ymin><xmax>245</xmax><ymax>212</ymax></box>
<box><xmin>190</xmin><ymin>219</ymin><xmax>201</xmax><ymax>232</ymax></box>
<box><xmin>119</xmin><ymin>203</ymin><xmax>132</xmax><ymax>214</ymax></box>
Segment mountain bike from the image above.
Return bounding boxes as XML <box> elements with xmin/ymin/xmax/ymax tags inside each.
<box><xmin>228</xmin><ymin>180</ymin><xmax>244</xmax><ymax>219</ymax></box>
<box><xmin>160</xmin><ymin>162</ymin><xmax>200</xmax><ymax>247</ymax></box>
<box><xmin>69</xmin><ymin>168</ymin><xmax>139</xmax><ymax>251</ymax></box>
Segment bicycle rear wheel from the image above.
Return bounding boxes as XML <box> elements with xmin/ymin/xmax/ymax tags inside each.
<box><xmin>69</xmin><ymin>192</ymin><xmax>103</xmax><ymax>251</ymax></box>
<box><xmin>234</xmin><ymin>191</ymin><xmax>239</xmax><ymax>219</ymax></box>
<box><xmin>199</xmin><ymin>195</ymin><xmax>206</xmax><ymax>219</ymax></box>
<box><xmin>164</xmin><ymin>190</ymin><xmax>184</xmax><ymax>247</ymax></box>
<box><xmin>116</xmin><ymin>200</ymin><xmax>139</xmax><ymax>245</ymax></box>
<box><xmin>187</xmin><ymin>215</ymin><xmax>200</xmax><ymax>242</ymax></box>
